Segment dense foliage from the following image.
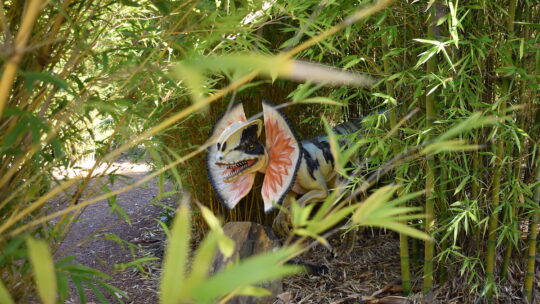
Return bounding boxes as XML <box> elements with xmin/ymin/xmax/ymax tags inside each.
<box><xmin>0</xmin><ymin>0</ymin><xmax>538</xmax><ymax>303</ymax></box>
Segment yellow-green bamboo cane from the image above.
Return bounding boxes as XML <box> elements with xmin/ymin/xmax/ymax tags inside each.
<box><xmin>423</xmin><ymin>2</ymin><xmax>438</xmax><ymax>294</ymax></box>
<box><xmin>524</xmin><ymin>158</ymin><xmax>539</xmax><ymax>303</ymax></box>
<box><xmin>383</xmin><ymin>31</ymin><xmax>411</xmax><ymax>295</ymax></box>
<box><xmin>524</xmin><ymin>16</ymin><xmax>539</xmax><ymax>302</ymax></box>
<box><xmin>0</xmin><ymin>0</ymin><xmax>43</xmax><ymax>118</ymax></box>
<box><xmin>485</xmin><ymin>0</ymin><xmax>516</xmax><ymax>298</ymax></box>
<box><xmin>502</xmin><ymin>5</ymin><xmax>532</xmax><ymax>280</ymax></box>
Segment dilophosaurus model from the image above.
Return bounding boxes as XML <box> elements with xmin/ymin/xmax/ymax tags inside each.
<box><xmin>206</xmin><ymin>101</ymin><xmax>364</xmax><ymax>236</ymax></box>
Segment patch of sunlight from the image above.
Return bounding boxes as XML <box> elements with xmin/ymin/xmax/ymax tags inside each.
<box><xmin>52</xmin><ymin>160</ymin><xmax>152</xmax><ymax>180</ymax></box>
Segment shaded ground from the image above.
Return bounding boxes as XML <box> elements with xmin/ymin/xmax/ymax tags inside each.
<box><xmin>282</xmin><ymin>234</ymin><xmax>421</xmax><ymax>304</ymax></box>
<box><xmin>50</xmin><ymin>161</ymin><xmax>539</xmax><ymax>304</ymax></box>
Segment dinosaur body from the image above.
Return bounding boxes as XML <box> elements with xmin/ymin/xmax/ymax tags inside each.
<box><xmin>207</xmin><ymin>101</ymin><xmax>363</xmax><ymax>235</ymax></box>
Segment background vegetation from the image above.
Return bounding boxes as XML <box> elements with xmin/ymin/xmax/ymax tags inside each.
<box><xmin>0</xmin><ymin>0</ymin><xmax>538</xmax><ymax>303</ymax></box>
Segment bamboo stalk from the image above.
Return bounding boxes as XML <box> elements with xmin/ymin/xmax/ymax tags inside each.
<box><xmin>524</xmin><ymin>159</ymin><xmax>539</xmax><ymax>303</ymax></box>
<box><xmin>437</xmin><ymin>157</ymin><xmax>448</xmax><ymax>283</ymax></box>
<box><xmin>523</xmin><ymin>12</ymin><xmax>539</xmax><ymax>301</ymax></box>
<box><xmin>423</xmin><ymin>2</ymin><xmax>439</xmax><ymax>294</ymax></box>
<box><xmin>501</xmin><ymin>0</ymin><xmax>530</xmax><ymax>279</ymax></box>
<box><xmin>485</xmin><ymin>0</ymin><xmax>516</xmax><ymax>298</ymax></box>
<box><xmin>485</xmin><ymin>110</ymin><xmax>506</xmax><ymax>294</ymax></box>
<box><xmin>382</xmin><ymin>31</ymin><xmax>411</xmax><ymax>296</ymax></box>
<box><xmin>500</xmin><ymin>159</ymin><xmax>517</xmax><ymax>278</ymax></box>
<box><xmin>503</xmin><ymin>5</ymin><xmax>533</xmax><ymax>279</ymax></box>
<box><xmin>0</xmin><ymin>0</ymin><xmax>43</xmax><ymax>118</ymax></box>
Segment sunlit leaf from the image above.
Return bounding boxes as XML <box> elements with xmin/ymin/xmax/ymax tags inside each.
<box><xmin>175</xmin><ymin>54</ymin><xmax>376</xmax><ymax>88</ymax></box>
<box><xmin>0</xmin><ymin>280</ymin><xmax>15</xmax><ymax>304</ymax></box>
<box><xmin>377</xmin><ymin>221</ymin><xmax>431</xmax><ymax>241</ymax></box>
<box><xmin>422</xmin><ymin>140</ymin><xmax>480</xmax><ymax>155</ymax></box>
<box><xmin>352</xmin><ymin>185</ymin><xmax>398</xmax><ymax>224</ymax></box>
<box><xmin>160</xmin><ymin>203</ymin><xmax>191</xmax><ymax>304</ymax></box>
<box><xmin>26</xmin><ymin>237</ymin><xmax>57</xmax><ymax>304</ymax></box>
<box><xmin>180</xmin><ymin>231</ymin><xmax>220</xmax><ymax>298</ymax></box>
<box><xmin>200</xmin><ymin>205</ymin><xmax>235</xmax><ymax>257</ymax></box>
<box><xmin>193</xmin><ymin>246</ymin><xmax>302</xmax><ymax>303</ymax></box>
<box><xmin>296</xmin><ymin>97</ymin><xmax>345</xmax><ymax>106</ymax></box>
<box><xmin>234</xmin><ymin>286</ymin><xmax>272</xmax><ymax>297</ymax></box>
<box><xmin>435</xmin><ymin>113</ymin><xmax>497</xmax><ymax>142</ymax></box>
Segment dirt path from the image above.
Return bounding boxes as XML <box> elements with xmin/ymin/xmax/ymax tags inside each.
<box><xmin>52</xmin><ymin>161</ymin><xmax>173</xmax><ymax>303</ymax></box>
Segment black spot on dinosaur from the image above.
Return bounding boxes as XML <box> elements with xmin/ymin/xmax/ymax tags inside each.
<box><xmin>235</xmin><ymin>124</ymin><xmax>264</xmax><ymax>155</ymax></box>
<box><xmin>302</xmin><ymin>147</ymin><xmax>319</xmax><ymax>180</ymax></box>
<box><xmin>311</xmin><ymin>138</ymin><xmax>334</xmax><ymax>167</ymax></box>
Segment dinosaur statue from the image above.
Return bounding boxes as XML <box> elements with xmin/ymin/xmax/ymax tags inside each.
<box><xmin>206</xmin><ymin>101</ymin><xmax>363</xmax><ymax>236</ymax></box>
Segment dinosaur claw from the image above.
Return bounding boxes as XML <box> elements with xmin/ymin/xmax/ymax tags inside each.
<box><xmin>272</xmin><ymin>210</ymin><xmax>292</xmax><ymax>238</ymax></box>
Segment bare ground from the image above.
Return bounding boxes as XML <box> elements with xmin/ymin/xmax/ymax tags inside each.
<box><xmin>51</xmin><ymin>161</ymin><xmax>173</xmax><ymax>303</ymax></box>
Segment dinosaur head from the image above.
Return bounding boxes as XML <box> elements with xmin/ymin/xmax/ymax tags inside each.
<box><xmin>214</xmin><ymin>119</ymin><xmax>267</xmax><ymax>182</ymax></box>
<box><xmin>207</xmin><ymin>102</ymin><xmax>301</xmax><ymax>211</ymax></box>
<box><xmin>207</xmin><ymin>103</ymin><xmax>261</xmax><ymax>209</ymax></box>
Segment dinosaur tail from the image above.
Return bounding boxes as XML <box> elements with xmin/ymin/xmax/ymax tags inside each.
<box><xmin>333</xmin><ymin>111</ymin><xmax>388</xmax><ymax>135</ymax></box>
<box><xmin>333</xmin><ymin>119</ymin><xmax>364</xmax><ymax>135</ymax></box>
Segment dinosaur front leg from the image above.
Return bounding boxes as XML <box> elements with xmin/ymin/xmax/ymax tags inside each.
<box><xmin>272</xmin><ymin>192</ymin><xmax>295</xmax><ymax>237</ymax></box>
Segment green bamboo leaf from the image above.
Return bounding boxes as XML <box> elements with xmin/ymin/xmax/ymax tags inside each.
<box><xmin>371</xmin><ymin>206</ymin><xmax>424</xmax><ymax>218</ymax></box>
<box><xmin>386</xmin><ymin>191</ymin><xmax>424</xmax><ymax>207</ymax></box>
<box><xmin>72</xmin><ymin>277</ymin><xmax>86</xmax><ymax>303</ymax></box>
<box><xmin>151</xmin><ymin>0</ymin><xmax>170</xmax><ymax>14</ymax></box>
<box><xmin>0</xmin><ymin>117</ymin><xmax>28</xmax><ymax>152</ymax></box>
<box><xmin>375</xmin><ymin>221</ymin><xmax>431</xmax><ymax>241</ymax></box>
<box><xmin>310</xmin><ymin>190</ymin><xmax>342</xmax><ymax>223</ymax></box>
<box><xmin>352</xmin><ymin>185</ymin><xmax>399</xmax><ymax>224</ymax></box>
<box><xmin>291</xmin><ymin>199</ymin><xmax>315</xmax><ymax>228</ymax></box>
<box><xmin>23</xmin><ymin>71</ymin><xmax>70</xmax><ymax>92</ymax></box>
<box><xmin>180</xmin><ymin>231</ymin><xmax>220</xmax><ymax>298</ymax></box>
<box><xmin>413</xmin><ymin>38</ymin><xmax>441</xmax><ymax>46</ymax></box>
<box><xmin>422</xmin><ymin>140</ymin><xmax>480</xmax><ymax>154</ymax></box>
<box><xmin>57</xmin><ymin>272</ymin><xmax>69</xmax><ymax>303</ymax></box>
<box><xmin>415</xmin><ymin>47</ymin><xmax>438</xmax><ymax>67</ymax></box>
<box><xmin>86</xmin><ymin>281</ymin><xmax>110</xmax><ymax>304</ymax></box>
<box><xmin>177</xmin><ymin>54</ymin><xmax>375</xmax><ymax>88</ymax></box>
<box><xmin>339</xmin><ymin>139</ymin><xmax>369</xmax><ymax>170</ymax></box>
<box><xmin>235</xmin><ymin>286</ymin><xmax>272</xmax><ymax>297</ymax></box>
<box><xmin>454</xmin><ymin>176</ymin><xmax>471</xmax><ymax>195</ymax></box>
<box><xmin>435</xmin><ymin>113</ymin><xmax>497</xmax><ymax>142</ymax></box>
<box><xmin>296</xmin><ymin>97</ymin><xmax>344</xmax><ymax>106</ymax></box>
<box><xmin>92</xmin><ymin>279</ymin><xmax>127</xmax><ymax>302</ymax></box>
<box><xmin>26</xmin><ymin>237</ymin><xmax>57</xmax><ymax>304</ymax></box>
<box><xmin>160</xmin><ymin>203</ymin><xmax>191</xmax><ymax>304</ymax></box>
<box><xmin>193</xmin><ymin>246</ymin><xmax>302</xmax><ymax>303</ymax></box>
<box><xmin>0</xmin><ymin>279</ymin><xmax>15</xmax><ymax>304</ymax></box>
<box><xmin>321</xmin><ymin>117</ymin><xmax>340</xmax><ymax>172</ymax></box>
<box><xmin>200</xmin><ymin>205</ymin><xmax>235</xmax><ymax>257</ymax></box>
<box><xmin>174</xmin><ymin>63</ymin><xmax>205</xmax><ymax>105</ymax></box>
<box><xmin>308</xmin><ymin>205</ymin><xmax>358</xmax><ymax>235</ymax></box>
<box><xmin>295</xmin><ymin>229</ymin><xmax>331</xmax><ymax>247</ymax></box>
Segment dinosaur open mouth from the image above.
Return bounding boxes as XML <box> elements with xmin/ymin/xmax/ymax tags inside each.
<box><xmin>217</xmin><ymin>159</ymin><xmax>258</xmax><ymax>182</ymax></box>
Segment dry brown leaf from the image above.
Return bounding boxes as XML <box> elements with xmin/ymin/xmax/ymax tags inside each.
<box><xmin>277</xmin><ymin>291</ymin><xmax>295</xmax><ymax>304</ymax></box>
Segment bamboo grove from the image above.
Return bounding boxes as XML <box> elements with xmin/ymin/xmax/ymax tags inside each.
<box><xmin>0</xmin><ymin>0</ymin><xmax>538</xmax><ymax>303</ymax></box>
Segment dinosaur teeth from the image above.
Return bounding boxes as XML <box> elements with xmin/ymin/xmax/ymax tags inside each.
<box><xmin>222</xmin><ymin>159</ymin><xmax>258</xmax><ymax>181</ymax></box>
